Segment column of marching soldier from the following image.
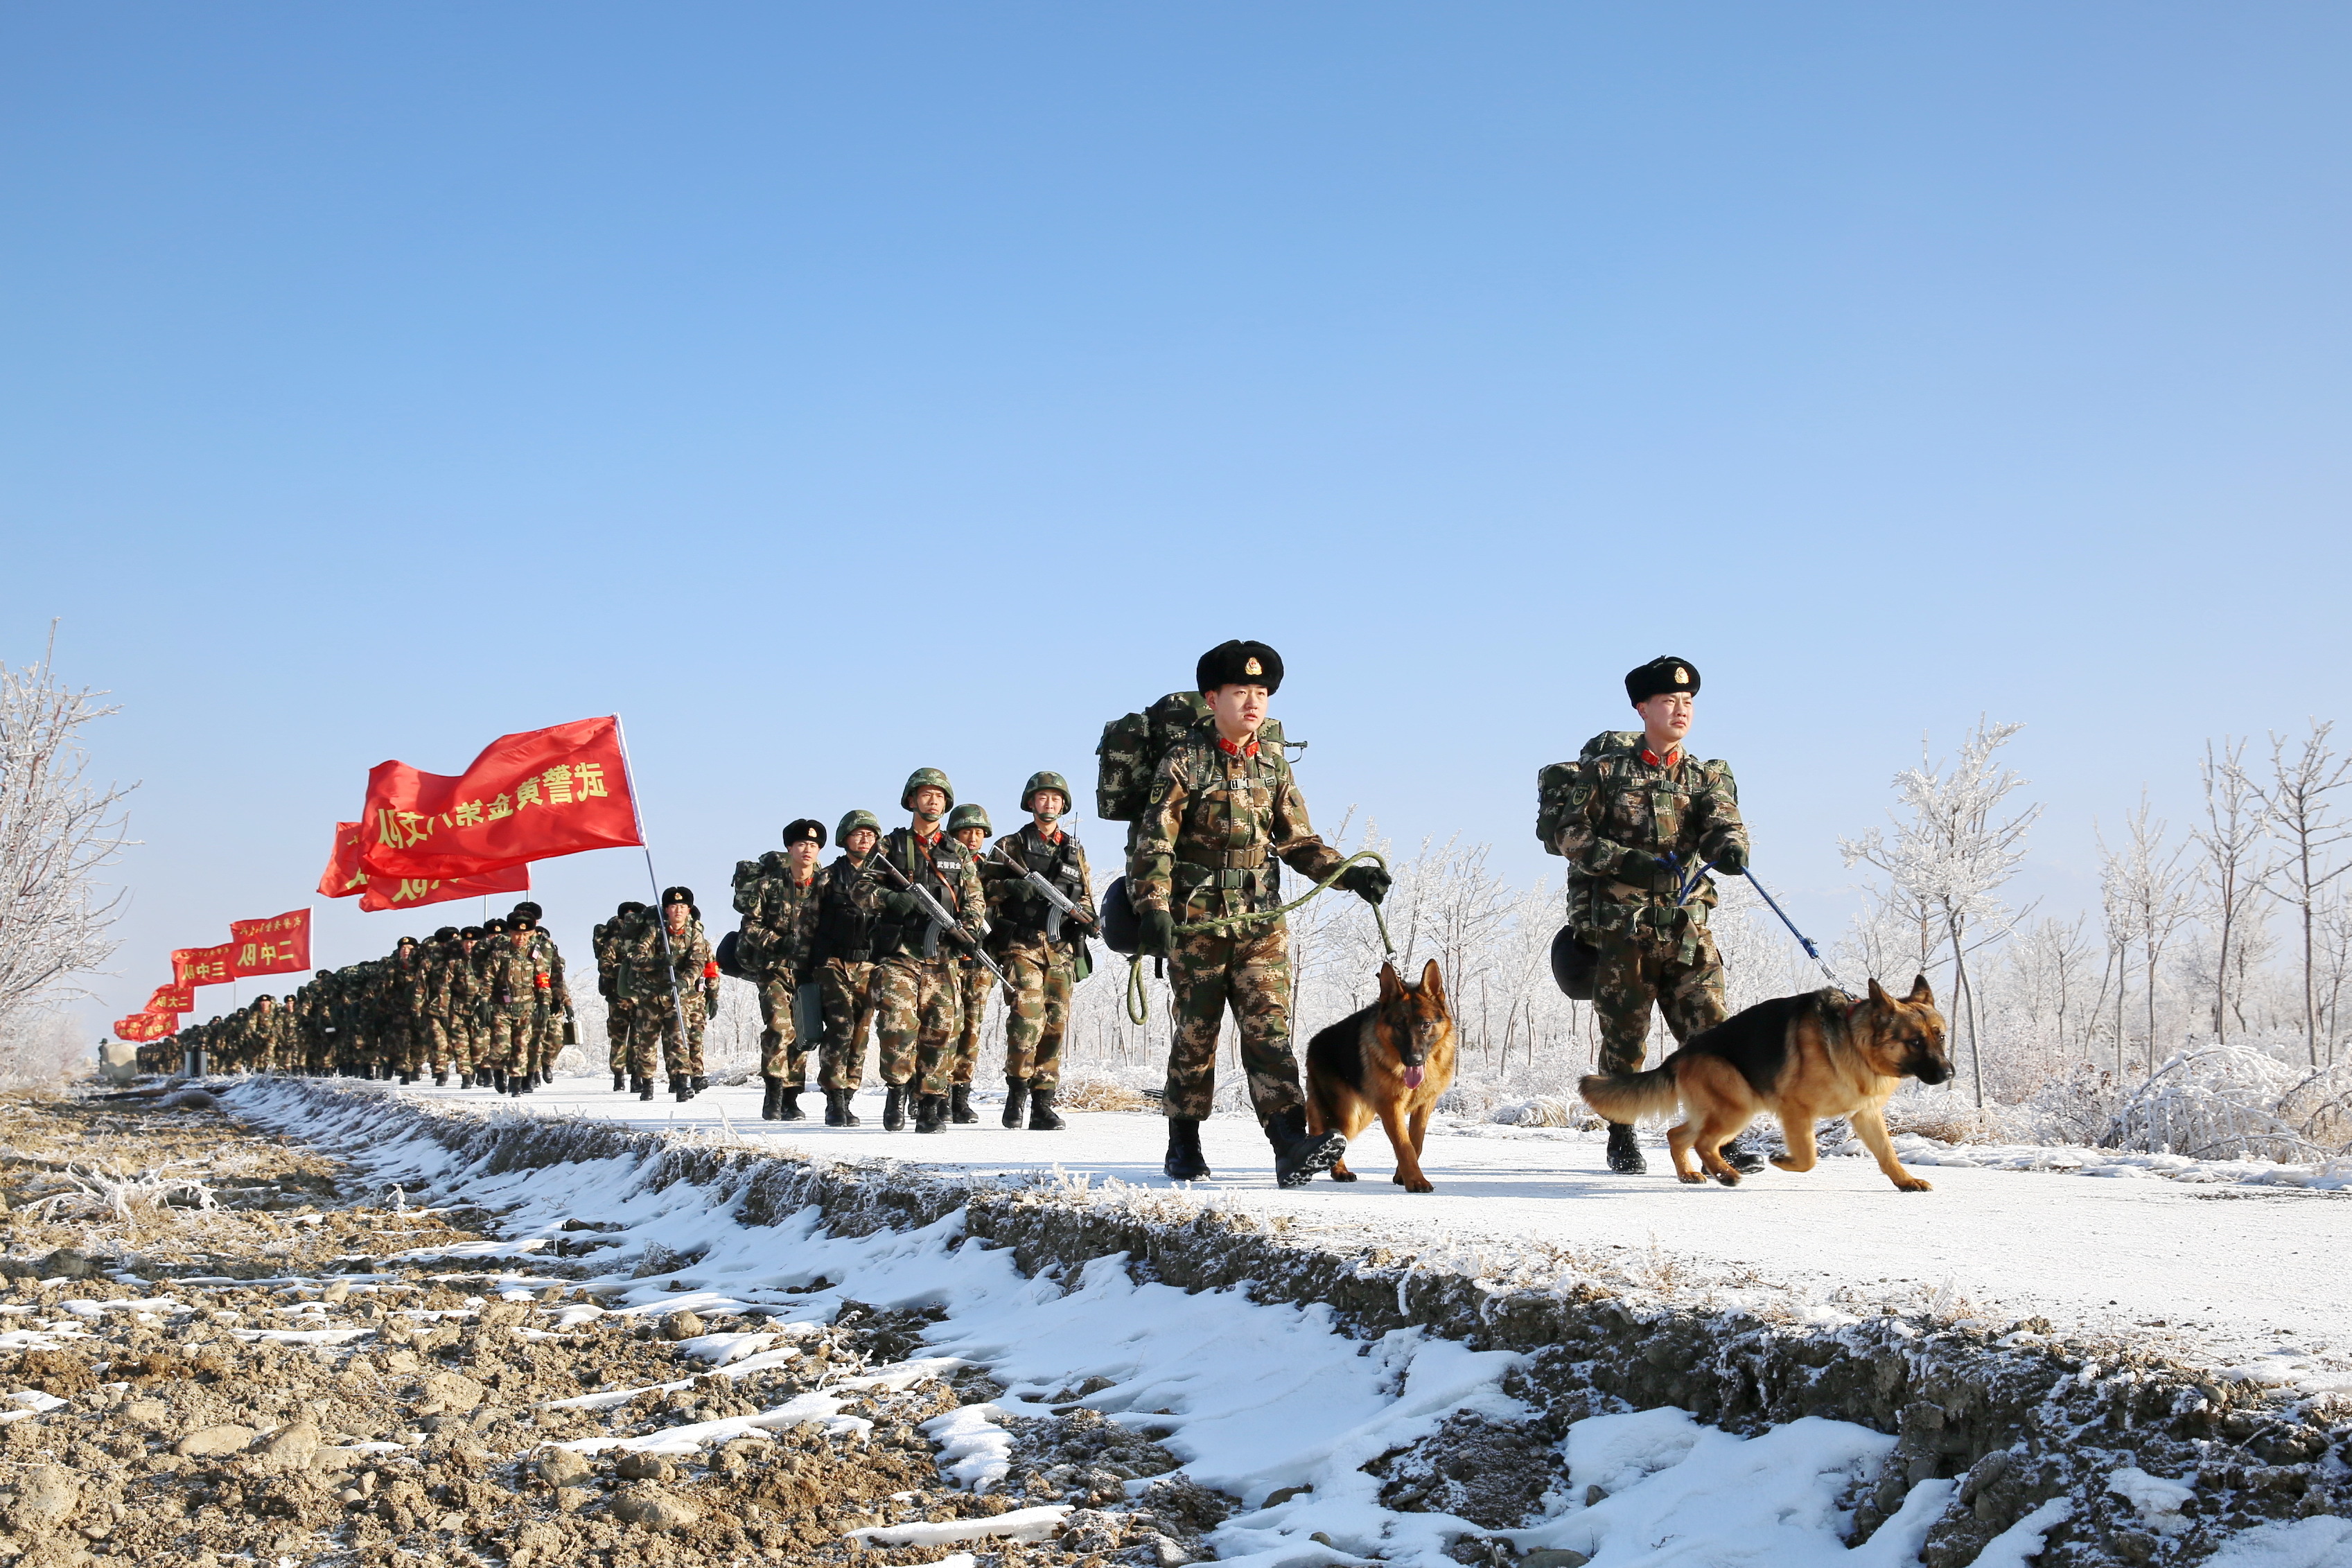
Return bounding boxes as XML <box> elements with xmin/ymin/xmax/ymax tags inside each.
<box><xmin>138</xmin><ymin>640</ymin><xmax>1757</xmax><ymax>1189</ymax></box>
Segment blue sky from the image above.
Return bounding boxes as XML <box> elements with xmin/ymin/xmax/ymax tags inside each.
<box><xmin>3</xmin><ymin>4</ymin><xmax>2346</xmax><ymax>1028</ymax></box>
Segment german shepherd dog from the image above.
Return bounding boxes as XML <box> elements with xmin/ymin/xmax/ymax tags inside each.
<box><xmin>1304</xmin><ymin>960</ymin><xmax>1459</xmax><ymax>1192</ymax></box>
<box><xmin>1579</xmin><ymin>976</ymin><xmax>1953</xmax><ymax>1191</ymax></box>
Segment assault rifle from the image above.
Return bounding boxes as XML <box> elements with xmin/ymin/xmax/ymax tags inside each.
<box><xmin>866</xmin><ymin>852</ymin><xmax>1015</xmax><ymax>993</ymax></box>
<box><xmin>991</xmin><ymin>844</ymin><xmax>1098</xmax><ymax>942</ymax></box>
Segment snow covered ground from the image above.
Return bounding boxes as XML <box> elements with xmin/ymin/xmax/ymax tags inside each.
<box><xmin>219</xmin><ymin>1077</ymin><xmax>2352</xmax><ymax>1568</ymax></box>
<box><xmin>329</xmin><ymin>1074</ymin><xmax>2352</xmax><ymax>1385</ymax></box>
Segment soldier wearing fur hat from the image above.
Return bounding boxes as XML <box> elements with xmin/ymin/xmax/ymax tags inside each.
<box><xmin>813</xmin><ymin>809</ymin><xmax>887</xmax><ymax>1124</ymax></box>
<box><xmin>1131</xmin><ymin>640</ymin><xmax>1390</xmax><ymax>1186</ymax></box>
<box><xmin>593</xmin><ymin>902</ymin><xmax>647</xmax><ymax>1092</ymax></box>
<box><xmin>745</xmin><ymin>819</ymin><xmax>829</xmax><ymax>1120</ymax></box>
<box><xmin>507</xmin><ymin>902</ymin><xmax>570</xmax><ymax>1090</ymax></box>
<box><xmin>624</xmin><ymin>886</ymin><xmax>719</xmax><ymax>1101</ymax></box>
<box><xmin>1537</xmin><ymin>655</ymin><xmax>1752</xmax><ymax>1175</ymax></box>
<box><xmin>866</xmin><ymin>769</ymin><xmax>989</xmax><ymax>1134</ymax></box>
<box><xmin>420</xmin><ymin>926</ymin><xmax>470</xmax><ymax>1086</ymax></box>
<box><xmin>984</xmin><ymin>770</ymin><xmax>1098</xmax><ymax>1131</ymax></box>
<box><xmin>476</xmin><ymin>916</ymin><xmax>552</xmax><ymax>1095</ymax></box>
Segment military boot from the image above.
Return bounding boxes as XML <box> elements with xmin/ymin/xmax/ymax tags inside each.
<box><xmin>777</xmin><ymin>1086</ymin><xmax>805</xmax><ymax>1121</ymax></box>
<box><xmin>1605</xmin><ymin>1123</ymin><xmax>1647</xmax><ymax>1174</ymax></box>
<box><xmin>692</xmin><ymin>1076</ymin><xmax>709</xmax><ymax>1094</ymax></box>
<box><xmin>949</xmin><ymin>1085</ymin><xmax>978</xmax><ymax>1125</ymax></box>
<box><xmin>1162</xmin><ymin>1116</ymin><xmax>1211</xmax><ymax>1181</ymax></box>
<box><xmin>1267</xmin><ymin>1107</ymin><xmax>1346</xmax><ymax>1189</ymax></box>
<box><xmin>635</xmin><ymin>1075</ymin><xmax>655</xmax><ymax>1102</ymax></box>
<box><xmin>432</xmin><ymin>1071</ymin><xmax>447</xmax><ymax>1088</ymax></box>
<box><xmin>1028</xmin><ymin>1089</ymin><xmax>1067</xmax><ymax>1131</ymax></box>
<box><xmin>614</xmin><ymin>1071</ymin><xmax>627</xmax><ymax>1093</ymax></box>
<box><xmin>1001</xmin><ymin>1081</ymin><xmax>1028</xmax><ymax>1129</ymax></box>
<box><xmin>761</xmin><ymin>1075</ymin><xmax>784</xmax><ymax>1121</ymax></box>
<box><xmin>823</xmin><ymin>1089</ymin><xmax>848</xmax><ymax>1127</ymax></box>
<box><xmin>491</xmin><ymin>1070</ymin><xmax>509</xmax><ymax>1094</ymax></box>
<box><xmin>882</xmin><ymin>1084</ymin><xmax>908</xmax><ymax>1131</ymax></box>
<box><xmin>1722</xmin><ymin>1135</ymin><xmax>1766</xmax><ymax>1174</ymax></box>
<box><xmin>914</xmin><ymin>1093</ymin><xmax>948</xmax><ymax>1134</ymax></box>
<box><xmin>671</xmin><ymin>1075</ymin><xmax>689</xmax><ymax>1102</ymax></box>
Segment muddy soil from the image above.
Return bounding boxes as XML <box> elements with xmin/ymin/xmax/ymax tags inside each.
<box><xmin>0</xmin><ymin>1090</ymin><xmax>1217</xmax><ymax>1568</ymax></box>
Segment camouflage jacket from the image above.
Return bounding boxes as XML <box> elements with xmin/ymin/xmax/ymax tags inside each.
<box><xmin>389</xmin><ymin>953</ymin><xmax>430</xmax><ymax>1014</ymax></box>
<box><xmin>423</xmin><ymin>942</ymin><xmax>474</xmax><ymax>1014</ymax></box>
<box><xmin>983</xmin><ymin>825</ymin><xmax>1096</xmax><ymax>949</ymax></box>
<box><xmin>744</xmin><ymin>867</ymin><xmax>825</xmax><ymax>985</ymax></box>
<box><xmin>1129</xmin><ymin>719</ymin><xmax>1343</xmax><ymax>919</ymax></box>
<box><xmin>477</xmin><ymin>932</ymin><xmax>552</xmax><ymax>1012</ymax></box>
<box><xmin>1538</xmin><ymin>730</ymin><xmax>1747</xmax><ymax>946</ymax></box>
<box><xmin>526</xmin><ymin>929</ymin><xmax>570</xmax><ymax>1010</ymax></box>
<box><xmin>811</xmin><ymin>852</ymin><xmax>890</xmax><ymax>965</ymax></box>
<box><xmin>592</xmin><ymin>916</ymin><xmax>637</xmax><ymax>998</ymax></box>
<box><xmin>621</xmin><ymin>917</ymin><xmax>714</xmax><ymax>1004</ymax></box>
<box><xmin>868</xmin><ymin>827</ymin><xmax>986</xmax><ymax>963</ymax></box>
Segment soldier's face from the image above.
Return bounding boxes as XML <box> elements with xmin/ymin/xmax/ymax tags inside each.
<box><xmin>1206</xmin><ymin>683</ymin><xmax>1268</xmax><ymax>739</ymax></box>
<box><xmin>665</xmin><ymin>903</ymin><xmax>689</xmax><ymax>933</ymax></box>
<box><xmin>911</xmin><ymin>786</ymin><xmax>947</xmax><ymax>823</ymax></box>
<box><xmin>954</xmin><ymin>827</ymin><xmax>987</xmax><ymax>851</ymax></box>
<box><xmin>846</xmin><ymin>828</ymin><xmax>878</xmax><ymax>856</ymax></box>
<box><xmin>1636</xmin><ymin>691</ymin><xmax>1694</xmax><ymax>746</ymax></box>
<box><xmin>1031</xmin><ymin>791</ymin><xmax>1065</xmax><ymax>825</ymax></box>
<box><xmin>789</xmin><ymin>840</ymin><xmax>820</xmax><ymax>874</ymax></box>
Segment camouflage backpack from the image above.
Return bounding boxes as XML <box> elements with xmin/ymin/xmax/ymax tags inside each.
<box><xmin>1095</xmin><ymin>691</ymin><xmax>1292</xmax><ymax>829</ymax></box>
<box><xmin>1537</xmin><ymin>732</ymin><xmax>1642</xmax><ymax>946</ymax></box>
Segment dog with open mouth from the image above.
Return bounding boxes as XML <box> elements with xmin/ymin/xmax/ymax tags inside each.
<box><xmin>1302</xmin><ymin>959</ymin><xmax>1459</xmax><ymax>1192</ymax></box>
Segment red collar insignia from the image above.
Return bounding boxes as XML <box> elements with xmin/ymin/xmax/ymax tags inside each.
<box><xmin>1642</xmin><ymin>747</ymin><xmax>1682</xmax><ymax>768</ymax></box>
<box><xmin>1216</xmin><ymin>735</ymin><xmax>1260</xmax><ymax>759</ymax></box>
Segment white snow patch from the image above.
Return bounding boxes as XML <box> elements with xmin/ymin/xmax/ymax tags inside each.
<box><xmin>2106</xmin><ymin>1466</ymin><xmax>2194</xmax><ymax>1534</ymax></box>
<box><xmin>2202</xmin><ymin>1517</ymin><xmax>2352</xmax><ymax>1568</ymax></box>
<box><xmin>1971</xmin><ymin>1497</ymin><xmax>2074</xmax><ymax>1568</ymax></box>
<box><xmin>849</xmin><ymin>1505</ymin><xmax>1071</xmax><ymax>1546</ymax></box>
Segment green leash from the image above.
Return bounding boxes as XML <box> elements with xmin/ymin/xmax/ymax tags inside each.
<box><xmin>1123</xmin><ymin>849</ymin><xmax>1395</xmax><ymax>1025</ymax></box>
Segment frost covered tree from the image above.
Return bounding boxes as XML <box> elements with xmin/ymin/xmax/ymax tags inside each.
<box><xmin>1841</xmin><ymin>720</ymin><xmax>2039</xmax><ymax>1107</ymax></box>
<box><xmin>0</xmin><ymin>628</ymin><xmax>137</xmax><ymax>1052</ymax></box>
<box><xmin>2195</xmin><ymin>738</ymin><xmax>2269</xmax><ymax>1048</ymax></box>
<box><xmin>2098</xmin><ymin>795</ymin><xmax>2194</xmax><ymax>1077</ymax></box>
<box><xmin>2249</xmin><ymin>722</ymin><xmax>2352</xmax><ymax>1066</ymax></box>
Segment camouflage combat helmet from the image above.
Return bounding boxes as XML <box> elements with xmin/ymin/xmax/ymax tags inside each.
<box><xmin>947</xmin><ymin>803</ymin><xmax>992</xmax><ymax>837</ymax></box>
<box><xmin>836</xmin><ymin>809</ymin><xmax>881</xmax><ymax>843</ymax></box>
<box><xmin>1021</xmin><ymin>770</ymin><xmax>1073</xmax><ymax>814</ymax></box>
<box><xmin>899</xmin><ymin>767</ymin><xmax>955</xmax><ymax>813</ymax></box>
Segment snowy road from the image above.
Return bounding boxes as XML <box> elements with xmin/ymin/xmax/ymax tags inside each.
<box><xmin>365</xmin><ymin>1076</ymin><xmax>2349</xmax><ymax>1378</ymax></box>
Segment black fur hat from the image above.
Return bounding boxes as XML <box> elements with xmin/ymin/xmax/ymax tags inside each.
<box><xmin>432</xmin><ymin>926</ymin><xmax>459</xmax><ymax>942</ymax></box>
<box><xmin>1197</xmin><ymin>639</ymin><xmax>1283</xmax><ymax>695</ymax></box>
<box><xmin>782</xmin><ymin>818</ymin><xmax>827</xmax><ymax>849</ymax></box>
<box><xmin>481</xmin><ymin>917</ymin><xmax>509</xmax><ymax>933</ymax></box>
<box><xmin>511</xmin><ymin>900</ymin><xmax>543</xmax><ymax>921</ymax></box>
<box><xmin>1625</xmin><ymin>655</ymin><xmax>1701</xmax><ymax>705</ymax></box>
<box><xmin>461</xmin><ymin>926</ymin><xmax>484</xmax><ymax>940</ymax></box>
<box><xmin>662</xmin><ymin>886</ymin><xmax>694</xmax><ymax>908</ymax></box>
<box><xmin>616</xmin><ymin>900</ymin><xmax>647</xmax><ymax>917</ymax></box>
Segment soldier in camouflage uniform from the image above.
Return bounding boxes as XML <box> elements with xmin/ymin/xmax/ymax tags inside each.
<box><xmin>509</xmin><ymin>902</ymin><xmax>570</xmax><ymax>1089</ymax></box>
<box><xmin>475</xmin><ymin>918</ymin><xmax>547</xmax><ymax>1093</ymax></box>
<box><xmin>386</xmin><ymin>937</ymin><xmax>430</xmax><ymax>1084</ymax></box>
<box><xmin>744</xmin><ymin>820</ymin><xmax>827</xmax><ymax>1122</ymax></box>
<box><xmin>1538</xmin><ymin>655</ymin><xmax>1752</xmax><ymax>1175</ymax></box>
<box><xmin>868</xmin><ymin>769</ymin><xmax>989</xmax><ymax>1135</ymax></box>
<box><xmin>813</xmin><ymin>809</ymin><xmax>886</xmax><ymax>1125</ymax></box>
<box><xmin>983</xmin><ymin>772</ymin><xmax>1099</xmax><ymax>1131</ymax></box>
<box><xmin>944</xmin><ymin>804</ymin><xmax>997</xmax><ymax>1125</ymax></box>
<box><xmin>1132</xmin><ymin>641</ymin><xmax>1390</xmax><ymax>1186</ymax></box>
<box><xmin>594</xmin><ymin>902</ymin><xmax>647</xmax><ymax>1093</ymax></box>
<box><xmin>418</xmin><ymin>928</ymin><xmax>464</xmax><ymax>1085</ymax></box>
<box><xmin>624</xmin><ymin>886</ymin><xmax>719</xmax><ymax>1101</ymax></box>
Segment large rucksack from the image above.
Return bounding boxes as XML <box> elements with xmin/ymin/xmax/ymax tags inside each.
<box><xmin>1538</xmin><ymin>731</ymin><xmax>1638</xmax><ymax>996</ymax></box>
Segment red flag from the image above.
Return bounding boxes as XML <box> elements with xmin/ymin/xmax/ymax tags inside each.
<box><xmin>148</xmin><ymin>983</ymin><xmax>195</xmax><ymax>1014</ymax></box>
<box><xmin>115</xmin><ymin>1010</ymin><xmax>179</xmax><ymax>1041</ymax></box>
<box><xmin>358</xmin><ymin>863</ymin><xmax>529</xmax><ymax>913</ymax></box>
<box><xmin>319</xmin><ymin>820</ymin><xmax>367</xmax><ymax>899</ymax></box>
<box><xmin>228</xmin><ymin>909</ymin><xmax>312</xmax><ymax>977</ymax></box>
<box><xmin>172</xmin><ymin>944</ymin><xmax>236</xmax><ymax>987</ymax></box>
<box><xmin>357</xmin><ymin>716</ymin><xmax>640</xmax><ymax>881</ymax></box>
<box><xmin>325</xmin><ymin>820</ymin><xmax>529</xmax><ymax>911</ymax></box>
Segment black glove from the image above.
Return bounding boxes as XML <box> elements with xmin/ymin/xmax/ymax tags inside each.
<box><xmin>1337</xmin><ymin>863</ymin><xmax>1392</xmax><ymax>906</ymax></box>
<box><xmin>1707</xmin><ymin>839</ymin><xmax>1749</xmax><ymax>877</ymax></box>
<box><xmin>883</xmin><ymin>890</ymin><xmax>925</xmax><ymax>919</ymax></box>
<box><xmin>1136</xmin><ymin>909</ymin><xmax>1176</xmax><ymax>958</ymax></box>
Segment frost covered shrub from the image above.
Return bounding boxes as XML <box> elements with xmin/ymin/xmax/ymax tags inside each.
<box><xmin>2019</xmin><ymin>1037</ymin><xmax>2352</xmax><ymax>1159</ymax></box>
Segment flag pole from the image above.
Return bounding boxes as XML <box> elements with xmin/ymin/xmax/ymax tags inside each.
<box><xmin>613</xmin><ymin>717</ymin><xmax>694</xmax><ymax>1082</ymax></box>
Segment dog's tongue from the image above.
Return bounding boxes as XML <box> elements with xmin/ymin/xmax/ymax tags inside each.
<box><xmin>1403</xmin><ymin>1066</ymin><xmax>1424</xmax><ymax>1089</ymax></box>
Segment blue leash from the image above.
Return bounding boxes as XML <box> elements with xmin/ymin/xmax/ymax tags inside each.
<box><xmin>1743</xmin><ymin>870</ymin><xmax>1847</xmax><ymax>990</ymax></box>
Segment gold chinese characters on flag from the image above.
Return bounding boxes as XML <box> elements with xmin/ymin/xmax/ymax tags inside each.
<box><xmin>318</xmin><ymin>820</ymin><xmax>530</xmax><ymax>913</ymax></box>
<box><xmin>172</xmin><ymin>944</ymin><xmax>236</xmax><ymax>987</ymax></box>
<box><xmin>228</xmin><ymin>909</ymin><xmax>311</xmax><ymax>978</ymax></box>
<box><xmin>358</xmin><ymin>716</ymin><xmax>640</xmax><ymax>882</ymax></box>
<box><xmin>114</xmin><ymin>1010</ymin><xmax>178</xmax><ymax>1042</ymax></box>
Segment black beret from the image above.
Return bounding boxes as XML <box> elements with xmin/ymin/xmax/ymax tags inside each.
<box><xmin>782</xmin><ymin>818</ymin><xmax>827</xmax><ymax>848</ymax></box>
<box><xmin>662</xmin><ymin>886</ymin><xmax>694</xmax><ymax>908</ymax></box>
<box><xmin>1625</xmin><ymin>656</ymin><xmax>1701</xmax><ymax>705</ymax></box>
<box><xmin>1197</xmin><ymin>639</ymin><xmax>1283</xmax><ymax>695</ymax></box>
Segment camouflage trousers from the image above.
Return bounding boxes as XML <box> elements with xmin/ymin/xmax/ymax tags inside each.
<box><xmin>871</xmin><ymin>954</ymin><xmax>960</xmax><ymax>1095</ymax></box>
<box><xmin>424</xmin><ymin>1013</ymin><xmax>471</xmax><ymax>1075</ymax></box>
<box><xmin>1164</xmin><ymin>919</ymin><xmax>1299</xmax><ymax>1124</ymax></box>
<box><xmin>631</xmin><ymin>993</ymin><xmax>706</xmax><ymax>1080</ymax></box>
<box><xmin>483</xmin><ymin>1007</ymin><xmax>538</xmax><ymax>1075</ymax></box>
<box><xmin>1589</xmin><ymin>926</ymin><xmax>1728</xmax><ymax>1078</ymax></box>
<box><xmin>757</xmin><ymin>972</ymin><xmax>821</xmax><ymax>1085</ymax></box>
<box><xmin>999</xmin><ymin>939</ymin><xmax>1073</xmax><ymax>1092</ymax></box>
<box><xmin>816</xmin><ymin>958</ymin><xmax>879</xmax><ymax>1092</ymax></box>
<box><xmin>387</xmin><ymin>1012</ymin><xmax>427</xmax><ymax>1074</ymax></box>
<box><xmin>532</xmin><ymin>1009</ymin><xmax>567</xmax><ymax>1078</ymax></box>
<box><xmin>606</xmin><ymin>996</ymin><xmax>633</xmax><ymax>1071</ymax></box>
<box><xmin>949</xmin><ymin>964</ymin><xmax>992</xmax><ymax>1086</ymax></box>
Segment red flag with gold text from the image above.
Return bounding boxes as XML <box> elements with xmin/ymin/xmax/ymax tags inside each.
<box><xmin>172</xmin><ymin>944</ymin><xmax>236</xmax><ymax>987</ymax></box>
<box><xmin>114</xmin><ymin>1010</ymin><xmax>179</xmax><ymax>1042</ymax></box>
<box><xmin>147</xmin><ymin>983</ymin><xmax>195</xmax><ymax>1014</ymax></box>
<box><xmin>324</xmin><ymin>820</ymin><xmax>529</xmax><ymax>911</ymax></box>
<box><xmin>228</xmin><ymin>909</ymin><xmax>311</xmax><ymax>977</ymax></box>
<box><xmin>356</xmin><ymin>716</ymin><xmax>640</xmax><ymax>881</ymax></box>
